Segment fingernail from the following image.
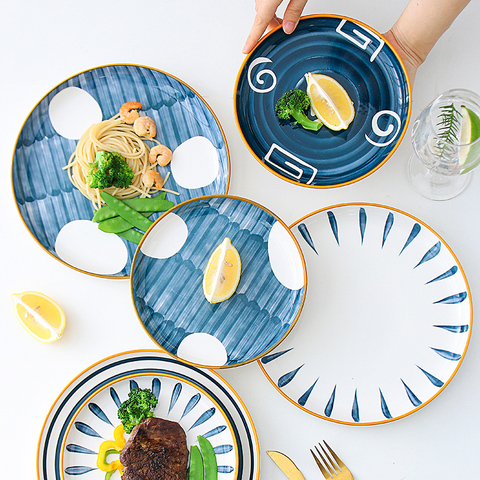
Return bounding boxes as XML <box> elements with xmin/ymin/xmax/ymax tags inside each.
<box><xmin>283</xmin><ymin>21</ymin><xmax>296</xmax><ymax>34</ymax></box>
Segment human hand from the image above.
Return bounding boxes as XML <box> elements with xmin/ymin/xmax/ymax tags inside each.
<box><xmin>383</xmin><ymin>29</ymin><xmax>420</xmax><ymax>85</ymax></box>
<box><xmin>242</xmin><ymin>0</ymin><xmax>308</xmax><ymax>54</ymax></box>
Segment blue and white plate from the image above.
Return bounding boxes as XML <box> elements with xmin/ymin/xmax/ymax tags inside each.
<box><xmin>12</xmin><ymin>64</ymin><xmax>230</xmax><ymax>278</ymax></box>
<box><xmin>131</xmin><ymin>195</ymin><xmax>307</xmax><ymax>368</ymax></box>
<box><xmin>38</xmin><ymin>350</ymin><xmax>260</xmax><ymax>480</ymax></box>
<box><xmin>235</xmin><ymin>15</ymin><xmax>411</xmax><ymax>187</ymax></box>
<box><xmin>259</xmin><ymin>204</ymin><xmax>472</xmax><ymax>425</ymax></box>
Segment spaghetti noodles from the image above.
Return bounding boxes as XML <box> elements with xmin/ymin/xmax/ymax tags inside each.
<box><xmin>64</xmin><ymin>114</ymin><xmax>164</xmax><ymax>209</ymax></box>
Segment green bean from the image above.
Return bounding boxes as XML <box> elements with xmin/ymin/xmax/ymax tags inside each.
<box><xmin>187</xmin><ymin>445</ymin><xmax>204</xmax><ymax>480</ymax></box>
<box><xmin>198</xmin><ymin>436</ymin><xmax>217</xmax><ymax>480</ymax></box>
<box><xmin>98</xmin><ymin>215</ymin><xmax>148</xmax><ymax>234</ymax></box>
<box><xmin>92</xmin><ymin>192</ymin><xmax>173</xmax><ymax>222</ymax></box>
<box><xmin>115</xmin><ymin>228</ymin><xmax>144</xmax><ymax>245</ymax></box>
<box><xmin>101</xmin><ymin>192</ymin><xmax>153</xmax><ymax>232</ymax></box>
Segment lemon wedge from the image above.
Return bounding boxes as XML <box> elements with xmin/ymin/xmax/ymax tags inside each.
<box><xmin>203</xmin><ymin>237</ymin><xmax>241</xmax><ymax>304</ymax></box>
<box><xmin>12</xmin><ymin>291</ymin><xmax>65</xmax><ymax>342</ymax></box>
<box><xmin>459</xmin><ymin>105</ymin><xmax>480</xmax><ymax>166</ymax></box>
<box><xmin>306</xmin><ymin>73</ymin><xmax>354</xmax><ymax>131</ymax></box>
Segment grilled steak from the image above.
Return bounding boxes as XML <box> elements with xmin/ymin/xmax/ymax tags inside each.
<box><xmin>120</xmin><ymin>417</ymin><xmax>189</xmax><ymax>480</ymax></box>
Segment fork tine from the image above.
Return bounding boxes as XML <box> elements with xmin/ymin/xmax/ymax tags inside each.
<box><xmin>323</xmin><ymin>441</ymin><xmax>346</xmax><ymax>469</ymax></box>
<box><xmin>310</xmin><ymin>448</ymin><xmax>331</xmax><ymax>479</ymax></box>
<box><xmin>316</xmin><ymin>444</ymin><xmax>339</xmax><ymax>476</ymax></box>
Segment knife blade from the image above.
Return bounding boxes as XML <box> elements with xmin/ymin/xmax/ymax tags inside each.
<box><xmin>267</xmin><ymin>450</ymin><xmax>306</xmax><ymax>480</ymax></box>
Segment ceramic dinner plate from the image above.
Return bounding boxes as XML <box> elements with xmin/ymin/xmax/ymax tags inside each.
<box><xmin>38</xmin><ymin>350</ymin><xmax>260</xmax><ymax>480</ymax></box>
<box><xmin>235</xmin><ymin>15</ymin><xmax>411</xmax><ymax>187</ymax></box>
<box><xmin>12</xmin><ymin>64</ymin><xmax>230</xmax><ymax>278</ymax></box>
<box><xmin>259</xmin><ymin>204</ymin><xmax>472</xmax><ymax>425</ymax></box>
<box><xmin>131</xmin><ymin>195</ymin><xmax>307</xmax><ymax>368</ymax></box>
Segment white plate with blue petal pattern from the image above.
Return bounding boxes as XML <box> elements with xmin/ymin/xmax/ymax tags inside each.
<box><xmin>259</xmin><ymin>204</ymin><xmax>472</xmax><ymax>425</ymax></box>
<box><xmin>38</xmin><ymin>350</ymin><xmax>260</xmax><ymax>480</ymax></box>
<box><xmin>131</xmin><ymin>195</ymin><xmax>307</xmax><ymax>369</ymax></box>
<box><xmin>12</xmin><ymin>64</ymin><xmax>230</xmax><ymax>278</ymax></box>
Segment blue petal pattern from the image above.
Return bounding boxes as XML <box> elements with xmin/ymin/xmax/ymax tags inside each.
<box><xmin>327</xmin><ymin>211</ymin><xmax>339</xmax><ymax>245</ymax></box>
<box><xmin>278</xmin><ymin>365</ymin><xmax>303</xmax><ymax>387</ymax></box>
<box><xmin>169</xmin><ymin>383</ymin><xmax>182</xmax><ymax>413</ymax></box>
<box><xmin>214</xmin><ymin>444</ymin><xmax>234</xmax><ymax>454</ymax></box>
<box><xmin>298</xmin><ymin>223</ymin><xmax>318</xmax><ymax>254</ymax></box>
<box><xmin>414</xmin><ymin>241</ymin><xmax>441</xmax><ymax>268</ymax></box>
<box><xmin>434</xmin><ymin>292</ymin><xmax>467</xmax><ymax>304</ymax></box>
<box><xmin>382</xmin><ymin>212</ymin><xmax>394</xmax><ymax>247</ymax></box>
<box><xmin>202</xmin><ymin>425</ymin><xmax>227</xmax><ymax>438</ymax></box>
<box><xmin>88</xmin><ymin>403</ymin><xmax>112</xmax><ymax>426</ymax></box>
<box><xmin>417</xmin><ymin>366</ymin><xmax>444</xmax><ymax>387</ymax></box>
<box><xmin>66</xmin><ymin>444</ymin><xmax>96</xmax><ymax>455</ymax></box>
<box><xmin>152</xmin><ymin>378</ymin><xmax>161</xmax><ymax>399</ymax></box>
<box><xmin>65</xmin><ymin>466</ymin><xmax>96</xmax><ymax>475</ymax></box>
<box><xmin>261</xmin><ymin>348</ymin><xmax>293</xmax><ymax>364</ymax></box>
<box><xmin>401</xmin><ymin>380</ymin><xmax>422</xmax><ymax>407</ymax></box>
<box><xmin>426</xmin><ymin>266</ymin><xmax>458</xmax><ymax>284</ymax></box>
<box><xmin>431</xmin><ymin>348</ymin><xmax>462</xmax><ymax>361</ymax></box>
<box><xmin>434</xmin><ymin>324</ymin><xmax>469</xmax><ymax>333</ymax></box>
<box><xmin>181</xmin><ymin>393</ymin><xmax>201</xmax><ymax>419</ymax></box>
<box><xmin>359</xmin><ymin>207</ymin><xmax>366</xmax><ymax>244</ymax></box>
<box><xmin>298</xmin><ymin>378</ymin><xmax>318</xmax><ymax>406</ymax></box>
<box><xmin>379</xmin><ymin>389</ymin><xmax>392</xmax><ymax>419</ymax></box>
<box><xmin>74</xmin><ymin>422</ymin><xmax>102</xmax><ymax>438</ymax></box>
<box><xmin>399</xmin><ymin>223</ymin><xmax>421</xmax><ymax>255</ymax></box>
<box><xmin>218</xmin><ymin>466</ymin><xmax>235</xmax><ymax>474</ymax></box>
<box><xmin>130</xmin><ymin>380</ymin><xmax>139</xmax><ymax>390</ymax></box>
<box><xmin>324</xmin><ymin>386</ymin><xmax>336</xmax><ymax>417</ymax></box>
<box><xmin>189</xmin><ymin>407</ymin><xmax>216</xmax><ymax>430</ymax></box>
<box><xmin>110</xmin><ymin>387</ymin><xmax>121</xmax><ymax>409</ymax></box>
<box><xmin>351</xmin><ymin>390</ymin><xmax>360</xmax><ymax>423</ymax></box>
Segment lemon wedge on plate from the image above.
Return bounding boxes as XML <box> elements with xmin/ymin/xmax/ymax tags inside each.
<box><xmin>459</xmin><ymin>105</ymin><xmax>480</xmax><ymax>167</ymax></box>
<box><xmin>306</xmin><ymin>73</ymin><xmax>355</xmax><ymax>131</ymax></box>
<box><xmin>203</xmin><ymin>237</ymin><xmax>241</xmax><ymax>304</ymax></box>
<box><xmin>12</xmin><ymin>291</ymin><xmax>65</xmax><ymax>342</ymax></box>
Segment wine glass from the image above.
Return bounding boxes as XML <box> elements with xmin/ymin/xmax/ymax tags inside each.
<box><xmin>408</xmin><ymin>88</ymin><xmax>480</xmax><ymax>200</ymax></box>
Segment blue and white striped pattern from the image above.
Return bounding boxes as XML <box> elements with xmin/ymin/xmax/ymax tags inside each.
<box><xmin>131</xmin><ymin>196</ymin><xmax>306</xmax><ymax>367</ymax></box>
<box><xmin>12</xmin><ymin>64</ymin><xmax>230</xmax><ymax>278</ymax></box>
<box><xmin>37</xmin><ymin>351</ymin><xmax>259</xmax><ymax>480</ymax></box>
<box><xmin>260</xmin><ymin>204</ymin><xmax>471</xmax><ymax>425</ymax></box>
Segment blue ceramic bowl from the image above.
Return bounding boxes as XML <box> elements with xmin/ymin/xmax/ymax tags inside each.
<box><xmin>235</xmin><ymin>15</ymin><xmax>411</xmax><ymax>187</ymax></box>
<box><xmin>12</xmin><ymin>64</ymin><xmax>230</xmax><ymax>278</ymax></box>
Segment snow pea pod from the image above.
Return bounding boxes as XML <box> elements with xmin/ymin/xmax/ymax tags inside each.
<box><xmin>116</xmin><ymin>228</ymin><xmax>144</xmax><ymax>245</ymax></box>
<box><xmin>98</xmin><ymin>214</ymin><xmax>150</xmax><ymax>234</ymax></box>
<box><xmin>101</xmin><ymin>192</ymin><xmax>153</xmax><ymax>233</ymax></box>
<box><xmin>187</xmin><ymin>445</ymin><xmax>204</xmax><ymax>480</ymax></box>
<box><xmin>198</xmin><ymin>436</ymin><xmax>217</xmax><ymax>480</ymax></box>
<box><xmin>92</xmin><ymin>192</ymin><xmax>173</xmax><ymax>222</ymax></box>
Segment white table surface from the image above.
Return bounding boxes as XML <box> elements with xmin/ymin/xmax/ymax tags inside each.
<box><xmin>2</xmin><ymin>1</ymin><xmax>480</xmax><ymax>478</ymax></box>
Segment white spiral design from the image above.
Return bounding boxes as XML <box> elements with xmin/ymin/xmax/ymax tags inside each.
<box><xmin>247</xmin><ymin>57</ymin><xmax>277</xmax><ymax>93</ymax></box>
<box><xmin>365</xmin><ymin>110</ymin><xmax>401</xmax><ymax>147</ymax></box>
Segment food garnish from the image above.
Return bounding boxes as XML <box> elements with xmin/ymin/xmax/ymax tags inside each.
<box><xmin>96</xmin><ymin>424</ymin><xmax>126</xmax><ymax>478</ymax></box>
<box><xmin>275</xmin><ymin>88</ymin><xmax>323</xmax><ymax>131</ymax></box>
<box><xmin>203</xmin><ymin>237</ymin><xmax>241</xmax><ymax>304</ymax></box>
<box><xmin>11</xmin><ymin>291</ymin><xmax>65</xmax><ymax>343</ymax></box>
<box><xmin>117</xmin><ymin>387</ymin><xmax>158</xmax><ymax>434</ymax></box>
<box><xmin>306</xmin><ymin>73</ymin><xmax>355</xmax><ymax>131</ymax></box>
<box><xmin>187</xmin><ymin>436</ymin><xmax>218</xmax><ymax>480</ymax></box>
<box><xmin>87</xmin><ymin>150</ymin><xmax>135</xmax><ymax>190</ymax></box>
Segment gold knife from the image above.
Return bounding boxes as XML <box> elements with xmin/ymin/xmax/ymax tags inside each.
<box><xmin>267</xmin><ymin>450</ymin><xmax>306</xmax><ymax>480</ymax></box>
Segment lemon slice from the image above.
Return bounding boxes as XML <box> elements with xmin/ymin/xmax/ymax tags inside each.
<box><xmin>12</xmin><ymin>291</ymin><xmax>65</xmax><ymax>342</ymax></box>
<box><xmin>306</xmin><ymin>73</ymin><xmax>354</xmax><ymax>131</ymax></box>
<box><xmin>203</xmin><ymin>237</ymin><xmax>241</xmax><ymax>304</ymax></box>
<box><xmin>459</xmin><ymin>105</ymin><xmax>480</xmax><ymax>166</ymax></box>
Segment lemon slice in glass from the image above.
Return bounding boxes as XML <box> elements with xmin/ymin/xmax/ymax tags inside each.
<box><xmin>12</xmin><ymin>291</ymin><xmax>65</xmax><ymax>342</ymax></box>
<box><xmin>459</xmin><ymin>105</ymin><xmax>480</xmax><ymax>167</ymax></box>
<box><xmin>203</xmin><ymin>237</ymin><xmax>241</xmax><ymax>304</ymax></box>
<box><xmin>306</xmin><ymin>73</ymin><xmax>354</xmax><ymax>131</ymax></box>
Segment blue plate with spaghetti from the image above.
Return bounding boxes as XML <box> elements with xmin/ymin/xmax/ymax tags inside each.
<box><xmin>131</xmin><ymin>195</ymin><xmax>307</xmax><ymax>369</ymax></box>
<box><xmin>12</xmin><ymin>64</ymin><xmax>230</xmax><ymax>278</ymax></box>
<box><xmin>259</xmin><ymin>204</ymin><xmax>472</xmax><ymax>425</ymax></box>
<box><xmin>235</xmin><ymin>15</ymin><xmax>411</xmax><ymax>187</ymax></box>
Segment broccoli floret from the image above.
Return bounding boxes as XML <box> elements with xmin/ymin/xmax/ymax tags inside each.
<box><xmin>275</xmin><ymin>88</ymin><xmax>322</xmax><ymax>131</ymax></box>
<box><xmin>87</xmin><ymin>150</ymin><xmax>135</xmax><ymax>189</ymax></box>
<box><xmin>117</xmin><ymin>387</ymin><xmax>158</xmax><ymax>433</ymax></box>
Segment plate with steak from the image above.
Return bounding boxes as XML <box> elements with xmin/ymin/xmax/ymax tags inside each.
<box><xmin>37</xmin><ymin>351</ymin><xmax>259</xmax><ymax>480</ymax></box>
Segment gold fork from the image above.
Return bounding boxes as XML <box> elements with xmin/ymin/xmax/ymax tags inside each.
<box><xmin>310</xmin><ymin>441</ymin><xmax>353</xmax><ymax>480</ymax></box>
